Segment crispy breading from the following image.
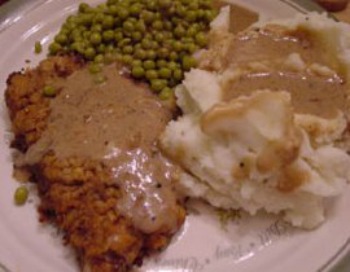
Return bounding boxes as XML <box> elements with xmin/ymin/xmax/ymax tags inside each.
<box><xmin>5</xmin><ymin>56</ymin><xmax>185</xmax><ymax>272</ymax></box>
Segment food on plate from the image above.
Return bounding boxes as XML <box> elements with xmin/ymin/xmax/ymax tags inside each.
<box><xmin>6</xmin><ymin>56</ymin><xmax>185</xmax><ymax>271</ymax></box>
<box><xmin>4</xmin><ymin>0</ymin><xmax>350</xmax><ymax>271</ymax></box>
<box><xmin>47</xmin><ymin>0</ymin><xmax>217</xmax><ymax>97</ymax></box>
<box><xmin>161</xmin><ymin>11</ymin><xmax>350</xmax><ymax>229</ymax></box>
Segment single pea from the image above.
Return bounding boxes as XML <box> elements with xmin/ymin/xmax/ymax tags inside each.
<box><xmin>34</xmin><ymin>41</ymin><xmax>42</xmax><ymax>54</ymax></box>
<box><xmin>158</xmin><ymin>47</ymin><xmax>169</xmax><ymax>58</ymax></box>
<box><xmin>182</xmin><ymin>55</ymin><xmax>197</xmax><ymax>71</ymax></box>
<box><xmin>159</xmin><ymin>87</ymin><xmax>173</xmax><ymax>100</ymax></box>
<box><xmin>140</xmin><ymin>10</ymin><xmax>154</xmax><ymax>24</ymax></box>
<box><xmin>94</xmin><ymin>12</ymin><xmax>104</xmax><ymax>24</ymax></box>
<box><xmin>152</xmin><ymin>20</ymin><xmax>163</xmax><ymax>30</ymax></box>
<box><xmin>43</xmin><ymin>85</ymin><xmax>56</xmax><ymax>97</ymax></box>
<box><xmin>173</xmin><ymin>69</ymin><xmax>183</xmax><ymax>81</ymax></box>
<box><xmin>172</xmin><ymin>41</ymin><xmax>183</xmax><ymax>52</ymax></box>
<box><xmin>169</xmin><ymin>51</ymin><xmax>178</xmax><ymax>61</ymax></box>
<box><xmin>108</xmin><ymin>4</ymin><xmax>118</xmax><ymax>16</ymax></box>
<box><xmin>84</xmin><ymin>47</ymin><xmax>96</xmax><ymax>60</ymax></box>
<box><xmin>102</xmin><ymin>30</ymin><xmax>114</xmax><ymax>42</ymax></box>
<box><xmin>186</xmin><ymin>43</ymin><xmax>198</xmax><ymax>54</ymax></box>
<box><xmin>134</xmin><ymin>48</ymin><xmax>147</xmax><ymax>60</ymax></box>
<box><xmin>145</xmin><ymin>69</ymin><xmax>158</xmax><ymax>80</ymax></box>
<box><xmin>159</xmin><ymin>67</ymin><xmax>172</xmax><ymax>79</ymax></box>
<box><xmin>167</xmin><ymin>61</ymin><xmax>178</xmax><ymax>70</ymax></box>
<box><xmin>174</xmin><ymin>25</ymin><xmax>186</xmax><ymax>38</ymax></box>
<box><xmin>123</xmin><ymin>45</ymin><xmax>134</xmax><ymax>54</ymax></box>
<box><xmin>121</xmin><ymin>54</ymin><xmax>133</xmax><ymax>65</ymax></box>
<box><xmin>123</xmin><ymin>20</ymin><xmax>134</xmax><ymax>32</ymax></box>
<box><xmin>97</xmin><ymin>44</ymin><xmax>106</xmax><ymax>53</ymax></box>
<box><xmin>102</xmin><ymin>15</ymin><xmax>114</xmax><ymax>29</ymax></box>
<box><xmin>14</xmin><ymin>186</ymin><xmax>29</xmax><ymax>206</ymax></box>
<box><xmin>154</xmin><ymin>32</ymin><xmax>165</xmax><ymax>43</ymax></box>
<box><xmin>143</xmin><ymin>60</ymin><xmax>156</xmax><ymax>70</ymax></box>
<box><xmin>131</xmin><ymin>66</ymin><xmax>145</xmax><ymax>79</ymax></box>
<box><xmin>89</xmin><ymin>63</ymin><xmax>102</xmax><ymax>74</ymax></box>
<box><xmin>114</xmin><ymin>31</ymin><xmax>124</xmax><ymax>42</ymax></box>
<box><xmin>104</xmin><ymin>53</ymin><xmax>115</xmax><ymax>64</ymax></box>
<box><xmin>186</xmin><ymin>10</ymin><xmax>197</xmax><ymax>22</ymax></box>
<box><xmin>130</xmin><ymin>4</ymin><xmax>142</xmax><ymax>16</ymax></box>
<box><xmin>79</xmin><ymin>3</ymin><xmax>90</xmax><ymax>13</ymax></box>
<box><xmin>48</xmin><ymin>42</ymin><xmax>61</xmax><ymax>55</ymax></box>
<box><xmin>55</xmin><ymin>33</ymin><xmax>68</xmax><ymax>45</ymax></box>
<box><xmin>132</xmin><ymin>59</ymin><xmax>142</xmax><ymax>67</ymax></box>
<box><xmin>118</xmin><ymin>38</ymin><xmax>131</xmax><ymax>48</ymax></box>
<box><xmin>94</xmin><ymin>54</ymin><xmax>104</xmax><ymax>63</ymax></box>
<box><xmin>150</xmin><ymin>79</ymin><xmax>167</xmax><ymax>92</ymax></box>
<box><xmin>157</xmin><ymin>59</ymin><xmax>167</xmax><ymax>68</ymax></box>
<box><xmin>141</xmin><ymin>39</ymin><xmax>153</xmax><ymax>50</ymax></box>
<box><xmin>91</xmin><ymin>24</ymin><xmax>102</xmax><ymax>33</ymax></box>
<box><xmin>105</xmin><ymin>44</ymin><xmax>115</xmax><ymax>53</ymax></box>
<box><xmin>135</xmin><ymin>20</ymin><xmax>146</xmax><ymax>32</ymax></box>
<box><xmin>146</xmin><ymin>50</ymin><xmax>157</xmax><ymax>60</ymax></box>
<box><xmin>90</xmin><ymin>32</ymin><xmax>102</xmax><ymax>45</ymax></box>
<box><xmin>132</xmin><ymin>31</ymin><xmax>142</xmax><ymax>41</ymax></box>
<box><xmin>195</xmin><ymin>32</ymin><xmax>208</xmax><ymax>47</ymax></box>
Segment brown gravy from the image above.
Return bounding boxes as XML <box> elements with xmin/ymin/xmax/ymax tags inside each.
<box><xmin>20</xmin><ymin>65</ymin><xmax>180</xmax><ymax>234</ymax></box>
<box><xmin>202</xmin><ymin>24</ymin><xmax>349</xmax><ymax>119</ymax></box>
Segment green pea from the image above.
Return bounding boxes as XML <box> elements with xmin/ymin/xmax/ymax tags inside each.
<box><xmin>79</xmin><ymin>3</ymin><xmax>90</xmax><ymax>13</ymax></box>
<box><xmin>108</xmin><ymin>4</ymin><xmax>118</xmax><ymax>16</ymax></box>
<box><xmin>97</xmin><ymin>44</ymin><xmax>106</xmax><ymax>53</ymax></box>
<box><xmin>151</xmin><ymin>79</ymin><xmax>167</xmax><ymax>92</ymax></box>
<box><xmin>134</xmin><ymin>48</ymin><xmax>147</xmax><ymax>60</ymax></box>
<box><xmin>173</xmin><ymin>69</ymin><xmax>183</xmax><ymax>81</ymax></box>
<box><xmin>102</xmin><ymin>15</ymin><xmax>114</xmax><ymax>29</ymax></box>
<box><xmin>34</xmin><ymin>41</ymin><xmax>42</xmax><ymax>54</ymax></box>
<box><xmin>14</xmin><ymin>186</ymin><xmax>29</xmax><ymax>205</ymax></box>
<box><xmin>102</xmin><ymin>30</ymin><xmax>114</xmax><ymax>42</ymax></box>
<box><xmin>169</xmin><ymin>51</ymin><xmax>178</xmax><ymax>61</ymax></box>
<box><xmin>141</xmin><ymin>10</ymin><xmax>154</xmax><ymax>24</ymax></box>
<box><xmin>121</xmin><ymin>54</ymin><xmax>133</xmax><ymax>65</ymax></box>
<box><xmin>84</xmin><ymin>47</ymin><xmax>96</xmax><ymax>59</ymax></box>
<box><xmin>114</xmin><ymin>31</ymin><xmax>124</xmax><ymax>42</ymax></box>
<box><xmin>159</xmin><ymin>67</ymin><xmax>172</xmax><ymax>79</ymax></box>
<box><xmin>195</xmin><ymin>32</ymin><xmax>208</xmax><ymax>47</ymax></box>
<box><xmin>174</xmin><ymin>25</ymin><xmax>186</xmax><ymax>38</ymax></box>
<box><xmin>91</xmin><ymin>24</ymin><xmax>102</xmax><ymax>33</ymax></box>
<box><xmin>159</xmin><ymin>87</ymin><xmax>173</xmax><ymax>100</ymax></box>
<box><xmin>89</xmin><ymin>63</ymin><xmax>102</xmax><ymax>74</ymax></box>
<box><xmin>143</xmin><ymin>60</ymin><xmax>156</xmax><ymax>70</ymax></box>
<box><xmin>130</xmin><ymin>4</ymin><xmax>142</xmax><ymax>16</ymax></box>
<box><xmin>131</xmin><ymin>66</ymin><xmax>145</xmax><ymax>79</ymax></box>
<box><xmin>43</xmin><ymin>85</ymin><xmax>56</xmax><ymax>97</ymax></box>
<box><xmin>145</xmin><ymin>69</ymin><xmax>158</xmax><ymax>80</ymax></box>
<box><xmin>118</xmin><ymin>7</ymin><xmax>129</xmax><ymax>19</ymax></box>
<box><xmin>55</xmin><ymin>33</ymin><xmax>68</xmax><ymax>45</ymax></box>
<box><xmin>158</xmin><ymin>47</ymin><xmax>169</xmax><ymax>58</ymax></box>
<box><xmin>141</xmin><ymin>39</ymin><xmax>153</xmax><ymax>50</ymax></box>
<box><xmin>132</xmin><ymin>59</ymin><xmax>142</xmax><ymax>67</ymax></box>
<box><xmin>146</xmin><ymin>50</ymin><xmax>157</xmax><ymax>60</ymax></box>
<box><xmin>186</xmin><ymin>10</ymin><xmax>197</xmax><ymax>22</ymax></box>
<box><xmin>182</xmin><ymin>55</ymin><xmax>197</xmax><ymax>71</ymax></box>
<box><xmin>49</xmin><ymin>42</ymin><xmax>61</xmax><ymax>55</ymax></box>
<box><xmin>123</xmin><ymin>45</ymin><xmax>133</xmax><ymax>54</ymax></box>
<box><xmin>153</xmin><ymin>32</ymin><xmax>163</xmax><ymax>43</ymax></box>
<box><xmin>123</xmin><ymin>20</ymin><xmax>134</xmax><ymax>32</ymax></box>
<box><xmin>172</xmin><ymin>41</ymin><xmax>183</xmax><ymax>52</ymax></box>
<box><xmin>157</xmin><ymin>59</ymin><xmax>167</xmax><ymax>68</ymax></box>
<box><xmin>152</xmin><ymin>20</ymin><xmax>163</xmax><ymax>30</ymax></box>
<box><xmin>90</xmin><ymin>32</ymin><xmax>102</xmax><ymax>45</ymax></box>
<box><xmin>94</xmin><ymin>54</ymin><xmax>104</xmax><ymax>63</ymax></box>
<box><xmin>132</xmin><ymin>31</ymin><xmax>142</xmax><ymax>41</ymax></box>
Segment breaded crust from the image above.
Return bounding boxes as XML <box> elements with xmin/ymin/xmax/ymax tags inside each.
<box><xmin>5</xmin><ymin>56</ymin><xmax>185</xmax><ymax>272</ymax></box>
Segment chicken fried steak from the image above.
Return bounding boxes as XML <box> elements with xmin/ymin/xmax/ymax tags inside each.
<box><xmin>5</xmin><ymin>56</ymin><xmax>185</xmax><ymax>272</ymax></box>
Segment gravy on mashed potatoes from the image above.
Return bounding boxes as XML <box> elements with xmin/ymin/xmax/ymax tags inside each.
<box><xmin>161</xmin><ymin>7</ymin><xmax>350</xmax><ymax>229</ymax></box>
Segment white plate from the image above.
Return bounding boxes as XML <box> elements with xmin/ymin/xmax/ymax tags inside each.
<box><xmin>0</xmin><ymin>1</ymin><xmax>349</xmax><ymax>272</ymax></box>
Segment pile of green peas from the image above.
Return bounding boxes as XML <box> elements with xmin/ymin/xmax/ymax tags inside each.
<box><xmin>48</xmin><ymin>0</ymin><xmax>217</xmax><ymax>99</ymax></box>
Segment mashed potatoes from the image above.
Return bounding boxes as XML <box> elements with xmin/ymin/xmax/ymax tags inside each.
<box><xmin>161</xmin><ymin>11</ymin><xmax>350</xmax><ymax>229</ymax></box>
